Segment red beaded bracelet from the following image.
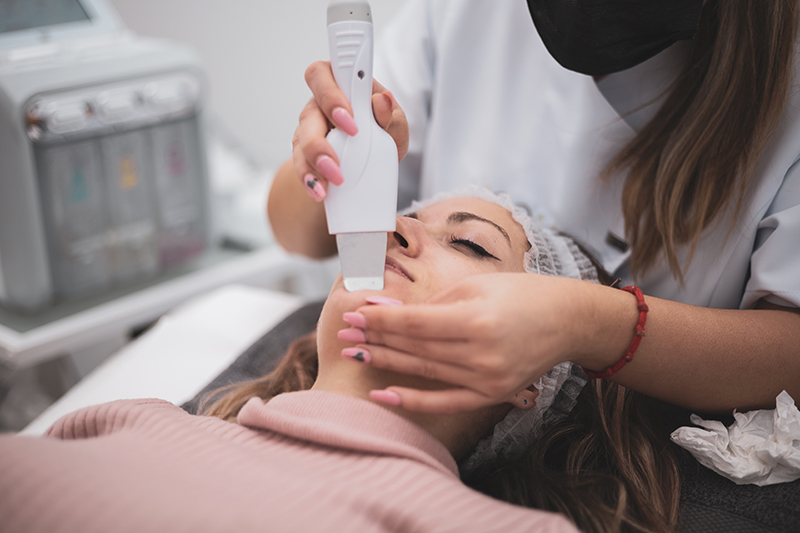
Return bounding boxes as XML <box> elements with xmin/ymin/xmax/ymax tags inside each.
<box><xmin>582</xmin><ymin>285</ymin><xmax>648</xmax><ymax>379</ymax></box>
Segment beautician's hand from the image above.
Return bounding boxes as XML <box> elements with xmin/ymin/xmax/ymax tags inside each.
<box><xmin>293</xmin><ymin>61</ymin><xmax>409</xmax><ymax>200</ymax></box>
<box><xmin>343</xmin><ymin>273</ymin><xmax>612</xmax><ymax>413</ymax></box>
<box><xmin>268</xmin><ymin>62</ymin><xmax>409</xmax><ymax>257</ymax></box>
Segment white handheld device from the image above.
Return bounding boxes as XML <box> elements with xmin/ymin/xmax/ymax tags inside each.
<box><xmin>324</xmin><ymin>0</ymin><xmax>399</xmax><ymax>291</ymax></box>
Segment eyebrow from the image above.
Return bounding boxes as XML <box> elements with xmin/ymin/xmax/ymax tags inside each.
<box><xmin>404</xmin><ymin>211</ymin><xmax>511</xmax><ymax>244</ymax></box>
<box><xmin>448</xmin><ymin>212</ymin><xmax>511</xmax><ymax>244</ymax></box>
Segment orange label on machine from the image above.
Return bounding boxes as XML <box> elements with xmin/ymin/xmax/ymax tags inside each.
<box><xmin>119</xmin><ymin>155</ymin><xmax>139</xmax><ymax>189</ymax></box>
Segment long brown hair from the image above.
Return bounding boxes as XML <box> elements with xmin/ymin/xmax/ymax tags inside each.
<box><xmin>607</xmin><ymin>0</ymin><xmax>798</xmax><ymax>281</ymax></box>
<box><xmin>466</xmin><ymin>382</ymin><xmax>681</xmax><ymax>533</ymax></box>
<box><xmin>199</xmin><ymin>332</ymin><xmax>318</xmax><ymax>423</ymax></box>
<box><xmin>200</xmin><ymin>332</ymin><xmax>680</xmax><ymax>532</ymax></box>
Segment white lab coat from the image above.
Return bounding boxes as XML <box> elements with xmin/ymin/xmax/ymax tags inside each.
<box><xmin>374</xmin><ymin>0</ymin><xmax>800</xmax><ymax>310</ymax></box>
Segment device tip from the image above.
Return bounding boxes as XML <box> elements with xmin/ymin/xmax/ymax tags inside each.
<box><xmin>336</xmin><ymin>232</ymin><xmax>386</xmax><ymax>292</ymax></box>
<box><xmin>343</xmin><ymin>276</ymin><xmax>384</xmax><ymax>292</ymax></box>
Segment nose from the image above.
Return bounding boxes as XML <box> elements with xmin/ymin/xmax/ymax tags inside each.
<box><xmin>390</xmin><ymin>215</ymin><xmax>422</xmax><ymax>257</ymax></box>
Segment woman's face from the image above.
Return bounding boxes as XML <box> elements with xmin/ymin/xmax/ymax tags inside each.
<box><xmin>318</xmin><ymin>196</ymin><xmax>530</xmax><ymax>353</ymax></box>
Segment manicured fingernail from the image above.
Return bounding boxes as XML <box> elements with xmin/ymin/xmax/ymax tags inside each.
<box><xmin>303</xmin><ymin>174</ymin><xmax>326</xmax><ymax>201</ymax></box>
<box><xmin>332</xmin><ymin>107</ymin><xmax>358</xmax><ymax>136</ymax></box>
<box><xmin>370</xmin><ymin>390</ymin><xmax>401</xmax><ymax>406</ymax></box>
<box><xmin>342</xmin><ymin>347</ymin><xmax>371</xmax><ymax>364</ymax></box>
<box><xmin>365</xmin><ymin>296</ymin><xmax>403</xmax><ymax>306</ymax></box>
<box><xmin>343</xmin><ymin>311</ymin><xmax>367</xmax><ymax>329</ymax></box>
<box><xmin>338</xmin><ymin>328</ymin><xmax>366</xmax><ymax>343</ymax></box>
<box><xmin>316</xmin><ymin>155</ymin><xmax>344</xmax><ymax>186</ymax></box>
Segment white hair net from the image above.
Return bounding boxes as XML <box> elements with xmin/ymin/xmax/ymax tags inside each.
<box><xmin>401</xmin><ymin>186</ymin><xmax>598</xmax><ymax>477</ymax></box>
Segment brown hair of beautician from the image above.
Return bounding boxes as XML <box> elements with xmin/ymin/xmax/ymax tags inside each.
<box><xmin>607</xmin><ymin>0</ymin><xmax>798</xmax><ymax>282</ymax></box>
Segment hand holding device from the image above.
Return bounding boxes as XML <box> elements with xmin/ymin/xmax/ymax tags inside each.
<box><xmin>324</xmin><ymin>0</ymin><xmax>399</xmax><ymax>291</ymax></box>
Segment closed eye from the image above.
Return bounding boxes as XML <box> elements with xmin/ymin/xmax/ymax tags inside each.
<box><xmin>448</xmin><ymin>236</ymin><xmax>500</xmax><ymax>260</ymax></box>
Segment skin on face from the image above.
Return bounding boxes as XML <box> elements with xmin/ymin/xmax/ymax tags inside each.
<box><xmin>312</xmin><ymin>197</ymin><xmax>531</xmax><ymax>458</ymax></box>
<box><xmin>318</xmin><ymin>196</ymin><xmax>530</xmax><ymax>357</ymax></box>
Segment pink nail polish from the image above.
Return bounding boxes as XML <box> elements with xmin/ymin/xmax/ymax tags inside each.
<box><xmin>342</xmin><ymin>347</ymin><xmax>371</xmax><ymax>364</ymax></box>
<box><xmin>343</xmin><ymin>311</ymin><xmax>367</xmax><ymax>329</ymax></box>
<box><xmin>338</xmin><ymin>328</ymin><xmax>366</xmax><ymax>344</ymax></box>
<box><xmin>365</xmin><ymin>296</ymin><xmax>403</xmax><ymax>306</ymax></box>
<box><xmin>370</xmin><ymin>390</ymin><xmax>401</xmax><ymax>407</ymax></box>
<box><xmin>303</xmin><ymin>174</ymin><xmax>327</xmax><ymax>201</ymax></box>
<box><xmin>332</xmin><ymin>107</ymin><xmax>358</xmax><ymax>136</ymax></box>
<box><xmin>316</xmin><ymin>155</ymin><xmax>344</xmax><ymax>186</ymax></box>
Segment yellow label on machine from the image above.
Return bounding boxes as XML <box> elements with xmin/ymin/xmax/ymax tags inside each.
<box><xmin>119</xmin><ymin>155</ymin><xmax>138</xmax><ymax>189</ymax></box>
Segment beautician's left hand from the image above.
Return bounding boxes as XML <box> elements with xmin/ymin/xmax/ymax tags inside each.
<box><xmin>346</xmin><ymin>273</ymin><xmax>618</xmax><ymax>413</ymax></box>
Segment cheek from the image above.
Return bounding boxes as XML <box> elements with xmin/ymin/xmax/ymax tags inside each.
<box><xmin>317</xmin><ymin>277</ymin><xmax>353</xmax><ymax>355</ymax></box>
<box><xmin>316</xmin><ymin>295</ymin><xmax>339</xmax><ymax>359</ymax></box>
<box><xmin>424</xmin><ymin>257</ymin><xmax>491</xmax><ymax>293</ymax></box>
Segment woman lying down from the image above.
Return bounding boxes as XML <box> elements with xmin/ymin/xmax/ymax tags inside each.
<box><xmin>0</xmin><ymin>189</ymin><xmax>680</xmax><ymax>533</ymax></box>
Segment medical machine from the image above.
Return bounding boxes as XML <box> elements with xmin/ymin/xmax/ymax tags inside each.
<box><xmin>0</xmin><ymin>0</ymin><xmax>210</xmax><ymax>312</ymax></box>
<box><xmin>324</xmin><ymin>0</ymin><xmax>398</xmax><ymax>291</ymax></box>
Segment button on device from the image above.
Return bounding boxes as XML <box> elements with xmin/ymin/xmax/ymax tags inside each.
<box><xmin>96</xmin><ymin>90</ymin><xmax>138</xmax><ymax>123</ymax></box>
<box><xmin>143</xmin><ymin>78</ymin><xmax>198</xmax><ymax>116</ymax></box>
<box><xmin>44</xmin><ymin>101</ymin><xmax>89</xmax><ymax>134</ymax></box>
<box><xmin>8</xmin><ymin>43</ymin><xmax>59</xmax><ymax>63</ymax></box>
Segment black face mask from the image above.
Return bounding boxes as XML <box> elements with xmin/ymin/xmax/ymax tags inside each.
<box><xmin>526</xmin><ymin>0</ymin><xmax>704</xmax><ymax>76</ymax></box>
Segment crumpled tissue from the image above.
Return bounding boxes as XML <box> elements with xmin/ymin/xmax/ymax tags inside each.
<box><xmin>670</xmin><ymin>390</ymin><xmax>800</xmax><ymax>486</ymax></box>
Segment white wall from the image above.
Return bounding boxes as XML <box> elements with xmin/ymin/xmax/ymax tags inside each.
<box><xmin>108</xmin><ymin>0</ymin><xmax>406</xmax><ymax>170</ymax></box>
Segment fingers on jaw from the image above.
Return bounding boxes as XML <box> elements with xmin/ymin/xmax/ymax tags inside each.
<box><xmin>357</xmin><ymin>306</ymin><xmax>449</xmax><ymax>338</ymax></box>
<box><xmin>351</xmin><ymin>343</ymin><xmax>440</xmax><ymax>380</ymax></box>
<box><xmin>372</xmin><ymin>387</ymin><xmax>485</xmax><ymax>414</ymax></box>
<box><xmin>347</xmin><ymin>342</ymin><xmax>470</xmax><ymax>387</ymax></box>
<box><xmin>370</xmin><ymin>386</ymin><xmax>539</xmax><ymax>413</ymax></box>
<box><xmin>358</xmin><ymin>331</ymin><xmax>469</xmax><ymax>368</ymax></box>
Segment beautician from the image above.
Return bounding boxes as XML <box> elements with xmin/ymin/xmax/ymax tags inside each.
<box><xmin>267</xmin><ymin>0</ymin><xmax>800</xmax><ymax>415</ymax></box>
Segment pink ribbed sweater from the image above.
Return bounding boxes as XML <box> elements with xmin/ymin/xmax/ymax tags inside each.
<box><xmin>0</xmin><ymin>391</ymin><xmax>577</xmax><ymax>532</ymax></box>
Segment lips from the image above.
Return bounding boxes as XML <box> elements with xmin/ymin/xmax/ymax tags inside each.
<box><xmin>385</xmin><ymin>256</ymin><xmax>413</xmax><ymax>281</ymax></box>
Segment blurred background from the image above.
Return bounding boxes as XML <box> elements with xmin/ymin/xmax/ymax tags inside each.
<box><xmin>0</xmin><ymin>0</ymin><xmax>405</xmax><ymax>432</ymax></box>
<box><xmin>110</xmin><ymin>0</ymin><xmax>405</xmax><ymax>169</ymax></box>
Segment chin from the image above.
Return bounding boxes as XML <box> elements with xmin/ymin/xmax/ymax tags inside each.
<box><xmin>317</xmin><ymin>274</ymin><xmax>408</xmax><ymax>361</ymax></box>
<box><xmin>327</xmin><ymin>273</ymin><xmax>411</xmax><ymax>311</ymax></box>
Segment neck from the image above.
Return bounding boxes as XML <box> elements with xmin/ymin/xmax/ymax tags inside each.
<box><xmin>311</xmin><ymin>360</ymin><xmax>494</xmax><ymax>460</ymax></box>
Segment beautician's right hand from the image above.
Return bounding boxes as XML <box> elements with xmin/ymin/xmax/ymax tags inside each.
<box><xmin>294</xmin><ymin>61</ymin><xmax>409</xmax><ymax>201</ymax></box>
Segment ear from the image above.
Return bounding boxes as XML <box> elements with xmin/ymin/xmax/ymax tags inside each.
<box><xmin>509</xmin><ymin>387</ymin><xmax>539</xmax><ymax>410</ymax></box>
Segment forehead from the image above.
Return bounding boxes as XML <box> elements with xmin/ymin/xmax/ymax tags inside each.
<box><xmin>416</xmin><ymin>196</ymin><xmax>529</xmax><ymax>249</ymax></box>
